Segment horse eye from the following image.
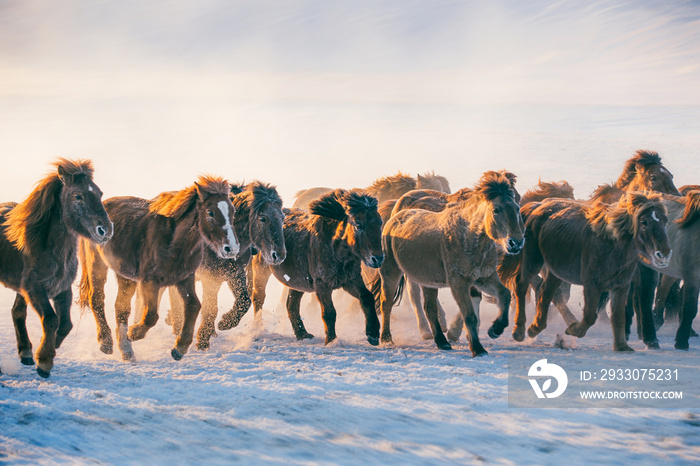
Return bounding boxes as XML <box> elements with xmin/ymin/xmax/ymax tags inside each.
<box><xmin>259</xmin><ymin>216</ymin><xmax>267</xmax><ymax>223</ymax></box>
<box><xmin>355</xmin><ymin>223</ymin><xmax>364</xmax><ymax>231</ymax></box>
<box><xmin>207</xmin><ymin>210</ymin><xmax>215</xmax><ymax>218</ymax></box>
<box><xmin>493</xmin><ymin>207</ymin><xmax>501</xmax><ymax>215</ymax></box>
<box><xmin>75</xmin><ymin>194</ymin><xmax>83</xmax><ymax>201</ymax></box>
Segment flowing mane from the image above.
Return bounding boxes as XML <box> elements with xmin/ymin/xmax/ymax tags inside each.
<box><xmin>4</xmin><ymin>158</ymin><xmax>94</xmax><ymax>253</ymax></box>
<box><xmin>678</xmin><ymin>191</ymin><xmax>700</xmax><ymax>227</ymax></box>
<box><xmin>417</xmin><ymin>171</ymin><xmax>451</xmax><ymax>193</ymax></box>
<box><xmin>616</xmin><ymin>150</ymin><xmax>663</xmax><ymax>189</ymax></box>
<box><xmin>589</xmin><ymin>183</ymin><xmax>620</xmax><ymax>202</ymax></box>
<box><xmin>586</xmin><ymin>192</ymin><xmax>663</xmax><ymax>240</ymax></box>
<box><xmin>521</xmin><ymin>180</ymin><xmax>575</xmax><ymax>205</ymax></box>
<box><xmin>473</xmin><ymin>171</ymin><xmax>518</xmax><ymax>202</ymax></box>
<box><xmin>309</xmin><ymin>189</ymin><xmax>348</xmax><ymax>221</ymax></box>
<box><xmin>150</xmin><ymin>175</ymin><xmax>230</xmax><ymax>219</ymax></box>
<box><xmin>231</xmin><ymin>181</ymin><xmax>283</xmax><ymax>220</ymax></box>
<box><xmin>366</xmin><ymin>172</ymin><xmax>416</xmax><ymax>199</ymax></box>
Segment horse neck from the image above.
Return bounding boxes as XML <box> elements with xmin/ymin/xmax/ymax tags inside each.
<box><xmin>170</xmin><ymin>206</ymin><xmax>205</xmax><ymax>257</ymax></box>
<box><xmin>319</xmin><ymin>218</ymin><xmax>356</xmax><ymax>261</ymax></box>
<box><xmin>232</xmin><ymin>203</ymin><xmax>253</xmax><ymax>253</ymax></box>
<box><xmin>457</xmin><ymin>196</ymin><xmax>491</xmax><ymax>236</ymax></box>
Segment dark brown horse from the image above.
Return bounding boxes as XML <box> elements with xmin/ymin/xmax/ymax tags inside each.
<box><xmin>0</xmin><ymin>159</ymin><xmax>113</xmax><ymax>377</ymax></box>
<box><xmin>79</xmin><ymin>176</ymin><xmax>239</xmax><ymax>361</ymax></box>
<box><xmin>292</xmin><ymin>171</ymin><xmax>451</xmax><ymax>209</ymax></box>
<box><xmin>500</xmin><ymin>192</ymin><xmax>672</xmax><ymax>351</ymax></box>
<box><xmin>630</xmin><ymin>192</ymin><xmax>700</xmax><ymax>350</ymax></box>
<box><xmin>378</xmin><ymin>171</ymin><xmax>524</xmax><ymax>356</ymax></box>
<box><xmin>167</xmin><ymin>181</ymin><xmax>286</xmax><ymax>350</ymax></box>
<box><xmin>251</xmin><ymin>189</ymin><xmax>384</xmax><ymax>345</ymax></box>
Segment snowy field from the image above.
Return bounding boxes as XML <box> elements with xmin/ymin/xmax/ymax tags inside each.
<box><xmin>3</xmin><ymin>0</ymin><xmax>700</xmax><ymax>464</ymax></box>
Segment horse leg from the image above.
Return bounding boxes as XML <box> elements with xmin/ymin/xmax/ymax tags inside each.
<box><xmin>170</xmin><ymin>277</ymin><xmax>201</xmax><ymax>360</ymax></box>
<box><xmin>422</xmin><ymin>287</ymin><xmax>451</xmax><ymax>351</ymax></box>
<box><xmin>407</xmin><ymin>279</ymin><xmax>432</xmax><ymax>340</ymax></box>
<box><xmin>449</xmin><ymin>278</ymin><xmax>487</xmax><ymax>356</ymax></box>
<box><xmin>53</xmin><ymin>288</ymin><xmax>73</xmax><ymax>349</ymax></box>
<box><xmin>566</xmin><ymin>286</ymin><xmax>602</xmax><ymax>339</ymax></box>
<box><xmin>114</xmin><ymin>275</ymin><xmax>138</xmax><ymax>360</ymax></box>
<box><xmin>11</xmin><ymin>293</ymin><xmax>33</xmax><ymax>365</ymax></box>
<box><xmin>23</xmin><ymin>283</ymin><xmax>57</xmax><ymax>378</ymax></box>
<box><xmin>342</xmin><ymin>278</ymin><xmax>380</xmax><ymax>346</ymax></box>
<box><xmin>378</xmin><ymin>252</ymin><xmax>402</xmax><ymax>345</ymax></box>
<box><xmin>675</xmin><ymin>282</ymin><xmax>700</xmax><ymax>350</ymax></box>
<box><xmin>634</xmin><ymin>265</ymin><xmax>660</xmax><ymax>349</ymax></box>
<box><xmin>611</xmin><ymin>286</ymin><xmax>635</xmax><ymax>352</ymax></box>
<box><xmin>250</xmin><ymin>258</ymin><xmax>273</xmax><ymax>329</ymax></box>
<box><xmin>652</xmin><ymin>274</ymin><xmax>675</xmax><ymax>329</ymax></box>
<box><xmin>553</xmin><ymin>282</ymin><xmax>578</xmax><ymax>327</ymax></box>
<box><xmin>315</xmin><ymin>284</ymin><xmax>338</xmax><ymax>345</ymax></box>
<box><xmin>218</xmin><ymin>264</ymin><xmax>251</xmax><ymax>330</ymax></box>
<box><xmin>447</xmin><ymin>287</ymin><xmax>481</xmax><ymax>342</ymax></box>
<box><xmin>528</xmin><ymin>273</ymin><xmax>562</xmax><ymax>338</ymax></box>
<box><xmin>166</xmin><ymin>285</ymin><xmax>184</xmax><ymax>335</ymax></box>
<box><xmin>287</xmin><ymin>289</ymin><xmax>313</xmax><ymax>340</ymax></box>
<box><xmin>86</xmin><ymin>251</ymin><xmax>113</xmax><ymax>354</ymax></box>
<box><xmin>196</xmin><ymin>273</ymin><xmax>224</xmax><ymax>351</ymax></box>
<box><xmin>512</xmin><ymin>252</ymin><xmax>543</xmax><ymax>342</ymax></box>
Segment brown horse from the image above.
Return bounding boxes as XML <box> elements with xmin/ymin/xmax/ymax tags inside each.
<box><xmin>590</xmin><ymin>150</ymin><xmax>681</xmax><ymax>203</ymax></box>
<box><xmin>79</xmin><ymin>176</ymin><xmax>240</xmax><ymax>361</ymax></box>
<box><xmin>378</xmin><ymin>171</ymin><xmax>525</xmax><ymax>356</ymax></box>
<box><xmin>630</xmin><ymin>192</ymin><xmax>700</xmax><ymax>350</ymax></box>
<box><xmin>374</xmin><ymin>171</ymin><xmax>519</xmax><ymax>342</ymax></box>
<box><xmin>167</xmin><ymin>181</ymin><xmax>286</xmax><ymax>350</ymax></box>
<box><xmin>251</xmin><ymin>189</ymin><xmax>384</xmax><ymax>345</ymax></box>
<box><xmin>499</xmin><ymin>192</ymin><xmax>672</xmax><ymax>351</ymax></box>
<box><xmin>292</xmin><ymin>171</ymin><xmax>451</xmax><ymax>209</ymax></box>
<box><xmin>0</xmin><ymin>159</ymin><xmax>113</xmax><ymax>377</ymax></box>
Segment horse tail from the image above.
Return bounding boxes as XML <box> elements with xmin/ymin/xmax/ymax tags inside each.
<box><xmin>368</xmin><ymin>273</ymin><xmax>405</xmax><ymax>313</ymax></box>
<box><xmin>678</xmin><ymin>190</ymin><xmax>700</xmax><ymax>227</ymax></box>
<box><xmin>497</xmin><ymin>251</ymin><xmax>521</xmax><ymax>294</ymax></box>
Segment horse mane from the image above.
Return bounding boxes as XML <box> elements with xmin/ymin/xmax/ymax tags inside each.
<box><xmin>149</xmin><ymin>175</ymin><xmax>230</xmax><ymax>219</ymax></box>
<box><xmin>309</xmin><ymin>188</ymin><xmax>378</xmax><ymax>221</ymax></box>
<box><xmin>231</xmin><ymin>181</ymin><xmax>283</xmax><ymax>219</ymax></box>
<box><xmin>417</xmin><ymin>171</ymin><xmax>451</xmax><ymax>193</ymax></box>
<box><xmin>616</xmin><ymin>150</ymin><xmax>663</xmax><ymax>189</ymax></box>
<box><xmin>366</xmin><ymin>172</ymin><xmax>416</xmax><ymax>198</ymax></box>
<box><xmin>473</xmin><ymin>171</ymin><xmax>518</xmax><ymax>201</ymax></box>
<box><xmin>4</xmin><ymin>158</ymin><xmax>94</xmax><ymax>252</ymax></box>
<box><xmin>230</xmin><ymin>182</ymin><xmax>246</xmax><ymax>196</ymax></box>
<box><xmin>589</xmin><ymin>183</ymin><xmax>621</xmax><ymax>202</ymax></box>
<box><xmin>521</xmin><ymin>180</ymin><xmax>575</xmax><ymax>205</ymax></box>
<box><xmin>678</xmin><ymin>191</ymin><xmax>700</xmax><ymax>228</ymax></box>
<box><xmin>679</xmin><ymin>185</ymin><xmax>700</xmax><ymax>196</ymax></box>
<box><xmin>586</xmin><ymin>192</ymin><xmax>661</xmax><ymax>240</ymax></box>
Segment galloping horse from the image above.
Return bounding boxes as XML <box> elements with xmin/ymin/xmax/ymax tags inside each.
<box><xmin>378</xmin><ymin>171</ymin><xmax>525</xmax><ymax>356</ymax></box>
<box><xmin>79</xmin><ymin>176</ymin><xmax>239</xmax><ymax>361</ymax></box>
<box><xmin>0</xmin><ymin>159</ymin><xmax>112</xmax><ymax>377</ymax></box>
<box><xmin>251</xmin><ymin>189</ymin><xmax>384</xmax><ymax>345</ymax></box>
<box><xmin>167</xmin><ymin>181</ymin><xmax>286</xmax><ymax>350</ymax></box>
<box><xmin>499</xmin><ymin>192</ymin><xmax>671</xmax><ymax>351</ymax></box>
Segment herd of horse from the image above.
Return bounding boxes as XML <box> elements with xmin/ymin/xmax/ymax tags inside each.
<box><xmin>1</xmin><ymin>150</ymin><xmax>699</xmax><ymax>378</ymax></box>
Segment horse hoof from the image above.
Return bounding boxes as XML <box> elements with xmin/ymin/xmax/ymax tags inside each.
<box><xmin>472</xmin><ymin>349</ymin><xmax>488</xmax><ymax>357</ymax></box>
<box><xmin>367</xmin><ymin>336</ymin><xmax>379</xmax><ymax>346</ymax></box>
<box><xmin>171</xmin><ymin>348</ymin><xmax>183</xmax><ymax>360</ymax></box>
<box><xmin>645</xmin><ymin>340</ymin><xmax>660</xmax><ymax>350</ymax></box>
<box><xmin>487</xmin><ymin>326</ymin><xmax>502</xmax><ymax>339</ymax></box>
<box><xmin>437</xmin><ymin>341</ymin><xmax>452</xmax><ymax>351</ymax></box>
<box><xmin>691</xmin><ymin>328</ymin><xmax>699</xmax><ymax>338</ymax></box>
<box><xmin>512</xmin><ymin>330</ymin><xmax>525</xmax><ymax>342</ymax></box>
<box><xmin>675</xmin><ymin>341</ymin><xmax>690</xmax><ymax>351</ymax></box>
<box><xmin>99</xmin><ymin>343</ymin><xmax>113</xmax><ymax>355</ymax></box>
<box><xmin>614</xmin><ymin>344</ymin><xmax>635</xmax><ymax>352</ymax></box>
<box><xmin>121</xmin><ymin>351</ymin><xmax>134</xmax><ymax>361</ymax></box>
<box><xmin>447</xmin><ymin>331</ymin><xmax>460</xmax><ymax>343</ymax></box>
<box><xmin>324</xmin><ymin>337</ymin><xmax>337</xmax><ymax>346</ymax></box>
<box><xmin>296</xmin><ymin>332</ymin><xmax>314</xmax><ymax>341</ymax></box>
<box><xmin>217</xmin><ymin>312</ymin><xmax>242</xmax><ymax>331</ymax></box>
<box><xmin>36</xmin><ymin>367</ymin><xmax>50</xmax><ymax>378</ymax></box>
<box><xmin>21</xmin><ymin>357</ymin><xmax>35</xmax><ymax>366</ymax></box>
<box><xmin>196</xmin><ymin>341</ymin><xmax>210</xmax><ymax>351</ymax></box>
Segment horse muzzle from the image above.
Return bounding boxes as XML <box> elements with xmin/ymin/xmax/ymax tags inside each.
<box><xmin>651</xmin><ymin>249</ymin><xmax>672</xmax><ymax>269</ymax></box>
<box><xmin>265</xmin><ymin>249</ymin><xmax>286</xmax><ymax>266</ymax></box>
<box><xmin>218</xmin><ymin>242</ymin><xmax>239</xmax><ymax>260</ymax></box>
<box><xmin>366</xmin><ymin>254</ymin><xmax>385</xmax><ymax>269</ymax></box>
<box><xmin>505</xmin><ymin>237</ymin><xmax>524</xmax><ymax>255</ymax></box>
<box><xmin>92</xmin><ymin>222</ymin><xmax>114</xmax><ymax>245</ymax></box>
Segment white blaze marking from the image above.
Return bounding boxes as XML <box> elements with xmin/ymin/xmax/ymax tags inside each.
<box><xmin>652</xmin><ymin>210</ymin><xmax>660</xmax><ymax>222</ymax></box>
<box><xmin>88</xmin><ymin>185</ymin><xmax>93</xmax><ymax>191</ymax></box>
<box><xmin>284</xmin><ymin>274</ymin><xmax>290</xmax><ymax>282</ymax></box>
<box><xmin>218</xmin><ymin>201</ymin><xmax>240</xmax><ymax>254</ymax></box>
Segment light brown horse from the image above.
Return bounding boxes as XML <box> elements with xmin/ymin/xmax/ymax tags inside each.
<box><xmin>378</xmin><ymin>171</ymin><xmax>524</xmax><ymax>356</ymax></box>
<box><xmin>0</xmin><ymin>159</ymin><xmax>113</xmax><ymax>377</ymax></box>
<box><xmin>292</xmin><ymin>171</ymin><xmax>450</xmax><ymax>209</ymax></box>
<box><xmin>79</xmin><ymin>176</ymin><xmax>239</xmax><ymax>361</ymax></box>
<box><xmin>499</xmin><ymin>192</ymin><xmax>672</xmax><ymax>351</ymax></box>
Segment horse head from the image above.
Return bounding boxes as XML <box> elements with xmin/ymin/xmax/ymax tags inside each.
<box><xmin>617</xmin><ymin>150</ymin><xmax>681</xmax><ymax>196</ymax></box>
<box><xmin>244</xmin><ymin>181</ymin><xmax>286</xmax><ymax>266</ymax></box>
<box><xmin>475</xmin><ymin>171</ymin><xmax>525</xmax><ymax>255</ymax></box>
<box><xmin>623</xmin><ymin>192</ymin><xmax>672</xmax><ymax>269</ymax></box>
<box><xmin>57</xmin><ymin>159</ymin><xmax>113</xmax><ymax>245</ymax></box>
<box><xmin>343</xmin><ymin>189</ymin><xmax>384</xmax><ymax>268</ymax></box>
<box><xmin>195</xmin><ymin>176</ymin><xmax>240</xmax><ymax>260</ymax></box>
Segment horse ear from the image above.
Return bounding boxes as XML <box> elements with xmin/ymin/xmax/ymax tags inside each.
<box><xmin>194</xmin><ymin>182</ymin><xmax>207</xmax><ymax>202</ymax></box>
<box><xmin>57</xmin><ymin>165</ymin><xmax>71</xmax><ymax>185</ymax></box>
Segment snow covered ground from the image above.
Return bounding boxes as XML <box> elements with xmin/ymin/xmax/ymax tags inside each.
<box><xmin>2</xmin><ymin>0</ymin><xmax>700</xmax><ymax>464</ymax></box>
